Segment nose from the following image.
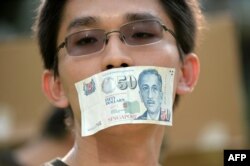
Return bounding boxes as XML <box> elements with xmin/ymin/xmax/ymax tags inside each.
<box><xmin>148</xmin><ymin>89</ymin><xmax>153</xmax><ymax>99</ymax></box>
<box><xmin>101</xmin><ymin>34</ymin><xmax>134</xmax><ymax>71</ymax></box>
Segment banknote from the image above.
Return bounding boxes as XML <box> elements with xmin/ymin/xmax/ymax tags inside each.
<box><xmin>75</xmin><ymin>66</ymin><xmax>175</xmax><ymax>137</ymax></box>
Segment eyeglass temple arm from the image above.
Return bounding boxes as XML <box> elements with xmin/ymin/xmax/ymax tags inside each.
<box><xmin>57</xmin><ymin>42</ymin><xmax>66</xmax><ymax>52</ymax></box>
<box><xmin>162</xmin><ymin>24</ymin><xmax>184</xmax><ymax>62</ymax></box>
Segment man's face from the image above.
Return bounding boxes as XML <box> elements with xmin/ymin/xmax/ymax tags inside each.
<box><xmin>56</xmin><ymin>0</ymin><xmax>182</xmax><ymax>133</ymax></box>
<box><xmin>139</xmin><ymin>74</ymin><xmax>163</xmax><ymax>114</ymax></box>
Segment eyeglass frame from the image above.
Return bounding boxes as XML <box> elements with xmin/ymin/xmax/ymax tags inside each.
<box><xmin>57</xmin><ymin>19</ymin><xmax>184</xmax><ymax>61</ymax></box>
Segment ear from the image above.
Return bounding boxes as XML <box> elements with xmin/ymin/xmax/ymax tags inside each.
<box><xmin>176</xmin><ymin>53</ymin><xmax>200</xmax><ymax>95</ymax></box>
<box><xmin>42</xmin><ymin>70</ymin><xmax>69</xmax><ymax>108</ymax></box>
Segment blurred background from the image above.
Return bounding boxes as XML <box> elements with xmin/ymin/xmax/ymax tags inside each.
<box><xmin>0</xmin><ymin>0</ymin><xmax>249</xmax><ymax>166</ymax></box>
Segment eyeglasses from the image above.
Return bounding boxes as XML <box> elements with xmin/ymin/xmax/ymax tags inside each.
<box><xmin>57</xmin><ymin>19</ymin><xmax>177</xmax><ymax>56</ymax></box>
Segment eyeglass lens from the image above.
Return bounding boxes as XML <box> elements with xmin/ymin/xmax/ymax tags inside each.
<box><xmin>65</xmin><ymin>20</ymin><xmax>164</xmax><ymax>56</ymax></box>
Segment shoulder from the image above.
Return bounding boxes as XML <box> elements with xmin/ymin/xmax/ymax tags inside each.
<box><xmin>136</xmin><ymin>110</ymin><xmax>148</xmax><ymax>120</ymax></box>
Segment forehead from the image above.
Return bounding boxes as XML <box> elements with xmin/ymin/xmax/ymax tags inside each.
<box><xmin>59</xmin><ymin>0</ymin><xmax>174</xmax><ymax>36</ymax></box>
<box><xmin>141</xmin><ymin>74</ymin><xmax>159</xmax><ymax>84</ymax></box>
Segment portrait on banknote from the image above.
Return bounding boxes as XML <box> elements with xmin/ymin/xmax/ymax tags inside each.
<box><xmin>136</xmin><ymin>69</ymin><xmax>167</xmax><ymax>121</ymax></box>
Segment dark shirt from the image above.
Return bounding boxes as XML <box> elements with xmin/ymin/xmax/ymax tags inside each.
<box><xmin>0</xmin><ymin>150</ymin><xmax>22</xmax><ymax>166</ymax></box>
<box><xmin>44</xmin><ymin>158</ymin><xmax>68</xmax><ymax>166</ymax></box>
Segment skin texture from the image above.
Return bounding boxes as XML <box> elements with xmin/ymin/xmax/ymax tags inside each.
<box><xmin>42</xmin><ymin>0</ymin><xmax>200</xmax><ymax>165</ymax></box>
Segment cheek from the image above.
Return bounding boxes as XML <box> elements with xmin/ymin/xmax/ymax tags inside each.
<box><xmin>57</xmin><ymin>56</ymin><xmax>103</xmax><ymax>118</ymax></box>
<box><xmin>58</xmin><ymin>66</ymin><xmax>82</xmax><ymax>120</ymax></box>
<box><xmin>141</xmin><ymin>92</ymin><xmax>148</xmax><ymax>100</ymax></box>
<box><xmin>156</xmin><ymin>93</ymin><xmax>161</xmax><ymax>99</ymax></box>
<box><xmin>58</xmin><ymin>56</ymin><xmax>102</xmax><ymax>91</ymax></box>
<box><xmin>132</xmin><ymin>43</ymin><xmax>180</xmax><ymax>68</ymax></box>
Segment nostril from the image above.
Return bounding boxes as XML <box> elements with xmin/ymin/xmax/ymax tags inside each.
<box><xmin>106</xmin><ymin>63</ymin><xmax>128</xmax><ymax>70</ymax></box>
<box><xmin>121</xmin><ymin>63</ymin><xmax>128</xmax><ymax>67</ymax></box>
<box><xmin>106</xmin><ymin>64</ymin><xmax>113</xmax><ymax>69</ymax></box>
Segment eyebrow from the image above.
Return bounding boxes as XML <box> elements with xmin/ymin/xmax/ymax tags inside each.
<box><xmin>125</xmin><ymin>13</ymin><xmax>160</xmax><ymax>22</ymax></box>
<box><xmin>67</xmin><ymin>16</ymin><xmax>99</xmax><ymax>31</ymax></box>
<box><xmin>67</xmin><ymin>13</ymin><xmax>159</xmax><ymax>32</ymax></box>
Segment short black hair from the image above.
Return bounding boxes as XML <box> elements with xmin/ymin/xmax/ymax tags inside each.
<box><xmin>34</xmin><ymin>0</ymin><xmax>202</xmax><ymax>76</ymax></box>
<box><xmin>34</xmin><ymin>0</ymin><xmax>66</xmax><ymax>75</ymax></box>
<box><xmin>161</xmin><ymin>0</ymin><xmax>200</xmax><ymax>54</ymax></box>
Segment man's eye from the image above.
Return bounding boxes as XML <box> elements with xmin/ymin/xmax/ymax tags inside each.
<box><xmin>132</xmin><ymin>32</ymin><xmax>154</xmax><ymax>39</ymax></box>
<box><xmin>142</xmin><ymin>86</ymin><xmax>149</xmax><ymax>91</ymax></box>
<box><xmin>76</xmin><ymin>37</ymin><xmax>97</xmax><ymax>46</ymax></box>
<box><xmin>153</xmin><ymin>87</ymin><xmax>158</xmax><ymax>91</ymax></box>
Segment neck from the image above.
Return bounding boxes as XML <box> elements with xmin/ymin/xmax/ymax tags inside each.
<box><xmin>63</xmin><ymin>124</ymin><xmax>165</xmax><ymax>166</ymax></box>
